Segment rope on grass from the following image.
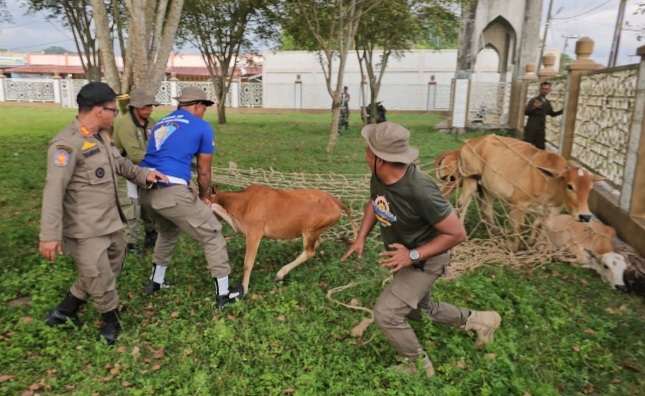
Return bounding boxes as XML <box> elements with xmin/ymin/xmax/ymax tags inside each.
<box><xmin>210</xmin><ymin>163</ymin><xmax>568</xmax><ymax>338</ymax></box>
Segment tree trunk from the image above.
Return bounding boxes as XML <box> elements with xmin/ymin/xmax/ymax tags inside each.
<box><xmin>91</xmin><ymin>0</ymin><xmax>121</xmax><ymax>92</ymax></box>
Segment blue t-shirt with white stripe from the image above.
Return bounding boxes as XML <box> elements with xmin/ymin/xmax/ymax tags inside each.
<box><xmin>141</xmin><ymin>108</ymin><xmax>215</xmax><ymax>182</ymax></box>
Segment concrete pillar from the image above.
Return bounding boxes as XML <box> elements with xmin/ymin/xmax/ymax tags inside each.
<box><xmin>230</xmin><ymin>77</ymin><xmax>240</xmax><ymax>108</ymax></box>
<box><xmin>53</xmin><ymin>72</ymin><xmax>62</xmax><ymax>105</ymax></box>
<box><xmin>294</xmin><ymin>74</ymin><xmax>302</xmax><ymax>109</ymax></box>
<box><xmin>560</xmin><ymin>37</ymin><xmax>600</xmax><ymax>159</ymax></box>
<box><xmin>0</xmin><ymin>69</ymin><xmax>5</xmax><ymax>102</ymax></box>
<box><xmin>538</xmin><ymin>52</ymin><xmax>559</xmax><ymax>81</ymax></box>
<box><xmin>169</xmin><ymin>73</ymin><xmax>179</xmax><ymax>106</ymax></box>
<box><xmin>450</xmin><ymin>74</ymin><xmax>470</xmax><ymax>130</ymax></box>
<box><xmin>426</xmin><ymin>75</ymin><xmax>437</xmax><ymax>110</ymax></box>
<box><xmin>621</xmin><ymin>44</ymin><xmax>645</xmax><ymax>216</ymax></box>
<box><xmin>511</xmin><ymin>63</ymin><xmax>538</xmax><ymax>139</ymax></box>
<box><xmin>66</xmin><ymin>74</ymin><xmax>74</xmax><ymax>108</ymax></box>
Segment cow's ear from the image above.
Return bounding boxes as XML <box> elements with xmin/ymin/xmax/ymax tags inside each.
<box><xmin>591</xmin><ymin>174</ymin><xmax>605</xmax><ymax>182</ymax></box>
<box><xmin>537</xmin><ymin>167</ymin><xmax>563</xmax><ymax>179</ymax></box>
<box><xmin>210</xmin><ymin>184</ymin><xmax>218</xmax><ymax>195</ymax></box>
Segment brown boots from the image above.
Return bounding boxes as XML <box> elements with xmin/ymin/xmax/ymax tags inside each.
<box><xmin>464</xmin><ymin>310</ymin><xmax>502</xmax><ymax>350</ymax></box>
<box><xmin>389</xmin><ymin>349</ymin><xmax>435</xmax><ymax>378</ymax></box>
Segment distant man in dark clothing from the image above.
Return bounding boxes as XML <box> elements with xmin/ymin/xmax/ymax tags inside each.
<box><xmin>523</xmin><ymin>81</ymin><xmax>563</xmax><ymax>150</ymax></box>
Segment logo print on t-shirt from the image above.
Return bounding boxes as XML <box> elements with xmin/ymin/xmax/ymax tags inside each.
<box><xmin>154</xmin><ymin>122</ymin><xmax>179</xmax><ymax>150</ymax></box>
<box><xmin>373</xmin><ymin>195</ymin><xmax>397</xmax><ymax>227</ymax></box>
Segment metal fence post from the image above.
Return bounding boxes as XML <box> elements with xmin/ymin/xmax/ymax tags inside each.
<box><xmin>427</xmin><ymin>75</ymin><xmax>436</xmax><ymax>110</ymax></box>
<box><xmin>294</xmin><ymin>74</ymin><xmax>302</xmax><ymax>109</ymax></box>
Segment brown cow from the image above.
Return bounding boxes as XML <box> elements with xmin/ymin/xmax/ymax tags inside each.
<box><xmin>543</xmin><ymin>214</ymin><xmax>627</xmax><ymax>290</ymax></box>
<box><xmin>210</xmin><ymin>184</ymin><xmax>358</xmax><ymax>292</ymax></box>
<box><xmin>434</xmin><ymin>149</ymin><xmax>461</xmax><ymax>198</ymax></box>
<box><xmin>457</xmin><ymin>134</ymin><xmax>603</xmax><ymax>250</ymax></box>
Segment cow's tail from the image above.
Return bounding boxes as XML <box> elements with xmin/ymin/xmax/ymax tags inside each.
<box><xmin>334</xmin><ymin>196</ymin><xmax>359</xmax><ymax>243</ymax></box>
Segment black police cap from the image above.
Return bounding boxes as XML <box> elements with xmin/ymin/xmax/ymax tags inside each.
<box><xmin>77</xmin><ymin>82</ymin><xmax>117</xmax><ymax>107</ymax></box>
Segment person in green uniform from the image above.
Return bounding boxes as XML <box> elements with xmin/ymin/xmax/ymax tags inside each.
<box><xmin>113</xmin><ymin>88</ymin><xmax>160</xmax><ymax>254</ymax></box>
<box><xmin>341</xmin><ymin>122</ymin><xmax>502</xmax><ymax>377</ymax></box>
<box><xmin>39</xmin><ymin>82</ymin><xmax>168</xmax><ymax>345</ymax></box>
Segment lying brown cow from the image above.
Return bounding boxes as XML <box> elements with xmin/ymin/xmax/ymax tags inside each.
<box><xmin>210</xmin><ymin>184</ymin><xmax>358</xmax><ymax>292</ymax></box>
<box><xmin>543</xmin><ymin>214</ymin><xmax>627</xmax><ymax>290</ymax></box>
<box><xmin>457</xmin><ymin>134</ymin><xmax>603</xmax><ymax>250</ymax></box>
<box><xmin>434</xmin><ymin>149</ymin><xmax>461</xmax><ymax>198</ymax></box>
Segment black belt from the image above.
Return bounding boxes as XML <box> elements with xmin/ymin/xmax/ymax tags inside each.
<box><xmin>151</xmin><ymin>183</ymin><xmax>176</xmax><ymax>189</ymax></box>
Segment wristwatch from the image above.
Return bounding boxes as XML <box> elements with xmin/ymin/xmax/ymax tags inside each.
<box><xmin>409</xmin><ymin>249</ymin><xmax>420</xmax><ymax>264</ymax></box>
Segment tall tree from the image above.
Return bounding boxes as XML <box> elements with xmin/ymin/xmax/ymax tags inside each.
<box><xmin>0</xmin><ymin>0</ymin><xmax>12</xmax><ymax>23</ymax></box>
<box><xmin>23</xmin><ymin>0</ymin><xmax>103</xmax><ymax>81</ymax></box>
<box><xmin>177</xmin><ymin>0</ymin><xmax>277</xmax><ymax>124</ymax></box>
<box><xmin>355</xmin><ymin>0</ymin><xmax>459</xmax><ymax>123</ymax></box>
<box><xmin>282</xmin><ymin>0</ymin><xmax>378</xmax><ymax>152</ymax></box>
<box><xmin>92</xmin><ymin>0</ymin><xmax>184</xmax><ymax>93</ymax></box>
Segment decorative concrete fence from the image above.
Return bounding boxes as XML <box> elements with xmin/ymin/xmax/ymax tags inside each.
<box><xmin>0</xmin><ymin>72</ymin><xmax>262</xmax><ymax>109</ymax></box>
<box><xmin>512</xmin><ymin>38</ymin><xmax>645</xmax><ymax>258</ymax></box>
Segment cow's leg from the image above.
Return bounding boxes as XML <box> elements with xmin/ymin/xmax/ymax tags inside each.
<box><xmin>241</xmin><ymin>232</ymin><xmax>263</xmax><ymax>293</ymax></box>
<box><xmin>509</xmin><ymin>207</ymin><xmax>526</xmax><ymax>251</ymax></box>
<box><xmin>274</xmin><ymin>232</ymin><xmax>320</xmax><ymax>282</ymax></box>
<box><xmin>456</xmin><ymin>177</ymin><xmax>478</xmax><ymax>222</ymax></box>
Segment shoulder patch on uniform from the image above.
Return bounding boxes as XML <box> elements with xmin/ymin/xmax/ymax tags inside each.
<box><xmin>81</xmin><ymin>141</ymin><xmax>96</xmax><ymax>150</ymax></box>
<box><xmin>53</xmin><ymin>149</ymin><xmax>71</xmax><ymax>168</ymax></box>
<box><xmin>56</xmin><ymin>144</ymin><xmax>73</xmax><ymax>154</ymax></box>
<box><xmin>79</xmin><ymin>126</ymin><xmax>92</xmax><ymax>136</ymax></box>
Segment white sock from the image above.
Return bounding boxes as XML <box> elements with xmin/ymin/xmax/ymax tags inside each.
<box><xmin>216</xmin><ymin>276</ymin><xmax>230</xmax><ymax>296</ymax></box>
<box><xmin>152</xmin><ymin>265</ymin><xmax>168</xmax><ymax>285</ymax></box>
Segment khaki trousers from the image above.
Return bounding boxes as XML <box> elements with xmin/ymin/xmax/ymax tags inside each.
<box><xmin>374</xmin><ymin>251</ymin><xmax>470</xmax><ymax>360</ymax></box>
<box><xmin>139</xmin><ymin>185</ymin><xmax>231</xmax><ymax>278</ymax></box>
<box><xmin>63</xmin><ymin>230</ymin><xmax>125</xmax><ymax>313</ymax></box>
<box><xmin>117</xmin><ymin>177</ymin><xmax>155</xmax><ymax>245</ymax></box>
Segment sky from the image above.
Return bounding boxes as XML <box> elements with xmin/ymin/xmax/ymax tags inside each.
<box><xmin>0</xmin><ymin>0</ymin><xmax>643</xmax><ymax>66</ymax></box>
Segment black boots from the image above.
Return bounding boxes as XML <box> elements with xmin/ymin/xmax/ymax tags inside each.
<box><xmin>143</xmin><ymin>230</ymin><xmax>158</xmax><ymax>250</ymax></box>
<box><xmin>215</xmin><ymin>281</ymin><xmax>245</xmax><ymax>308</ymax></box>
<box><xmin>100</xmin><ymin>309</ymin><xmax>122</xmax><ymax>345</ymax></box>
<box><xmin>46</xmin><ymin>292</ymin><xmax>85</xmax><ymax>328</ymax></box>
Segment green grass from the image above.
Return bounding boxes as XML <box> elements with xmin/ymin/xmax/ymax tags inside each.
<box><xmin>0</xmin><ymin>105</ymin><xmax>644</xmax><ymax>396</ymax></box>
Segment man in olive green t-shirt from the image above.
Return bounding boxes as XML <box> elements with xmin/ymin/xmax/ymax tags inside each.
<box><xmin>113</xmin><ymin>88</ymin><xmax>160</xmax><ymax>254</ymax></box>
<box><xmin>341</xmin><ymin>122</ymin><xmax>501</xmax><ymax>377</ymax></box>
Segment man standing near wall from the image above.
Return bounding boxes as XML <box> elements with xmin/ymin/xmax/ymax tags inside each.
<box><xmin>523</xmin><ymin>81</ymin><xmax>563</xmax><ymax>150</ymax></box>
<box><xmin>113</xmin><ymin>88</ymin><xmax>160</xmax><ymax>254</ymax></box>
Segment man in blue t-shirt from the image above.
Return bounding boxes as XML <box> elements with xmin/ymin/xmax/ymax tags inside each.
<box><xmin>138</xmin><ymin>87</ymin><xmax>243</xmax><ymax>308</ymax></box>
<box><xmin>341</xmin><ymin>122</ymin><xmax>501</xmax><ymax>377</ymax></box>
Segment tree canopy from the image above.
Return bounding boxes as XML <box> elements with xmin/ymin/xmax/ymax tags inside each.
<box><xmin>177</xmin><ymin>0</ymin><xmax>278</xmax><ymax>124</ymax></box>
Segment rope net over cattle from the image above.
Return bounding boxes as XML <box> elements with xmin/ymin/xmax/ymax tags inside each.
<box><xmin>210</xmin><ymin>162</ymin><xmax>585</xmax><ymax>339</ymax></box>
<box><xmin>211</xmin><ymin>163</ymin><xmax>556</xmax><ymax>278</ymax></box>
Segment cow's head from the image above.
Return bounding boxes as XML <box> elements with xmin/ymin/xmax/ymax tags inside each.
<box><xmin>434</xmin><ymin>150</ymin><xmax>460</xmax><ymax>198</ymax></box>
<box><xmin>599</xmin><ymin>252</ymin><xmax>628</xmax><ymax>291</ymax></box>
<box><xmin>538</xmin><ymin>166</ymin><xmax>604</xmax><ymax>222</ymax></box>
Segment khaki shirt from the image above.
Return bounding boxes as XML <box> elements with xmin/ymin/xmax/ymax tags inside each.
<box><xmin>113</xmin><ymin>111</ymin><xmax>155</xmax><ymax>164</ymax></box>
<box><xmin>40</xmin><ymin>118</ymin><xmax>151</xmax><ymax>241</ymax></box>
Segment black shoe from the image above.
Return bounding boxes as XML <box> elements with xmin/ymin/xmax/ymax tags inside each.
<box><xmin>100</xmin><ymin>310</ymin><xmax>122</xmax><ymax>345</ymax></box>
<box><xmin>144</xmin><ymin>279</ymin><xmax>162</xmax><ymax>295</ymax></box>
<box><xmin>46</xmin><ymin>309</ymin><xmax>82</xmax><ymax>328</ymax></box>
<box><xmin>216</xmin><ymin>284</ymin><xmax>245</xmax><ymax>308</ymax></box>
<box><xmin>143</xmin><ymin>231</ymin><xmax>157</xmax><ymax>249</ymax></box>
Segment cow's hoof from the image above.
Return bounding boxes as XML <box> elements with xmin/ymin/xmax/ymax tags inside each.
<box><xmin>273</xmin><ymin>274</ymin><xmax>284</xmax><ymax>282</ymax></box>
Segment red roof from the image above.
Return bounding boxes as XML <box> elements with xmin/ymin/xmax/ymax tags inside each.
<box><xmin>3</xmin><ymin>64</ymin><xmax>262</xmax><ymax>78</ymax></box>
<box><xmin>3</xmin><ymin>65</ymin><xmax>85</xmax><ymax>74</ymax></box>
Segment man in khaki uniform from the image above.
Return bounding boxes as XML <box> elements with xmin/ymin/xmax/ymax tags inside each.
<box><xmin>39</xmin><ymin>82</ymin><xmax>168</xmax><ymax>345</ymax></box>
<box><xmin>113</xmin><ymin>88</ymin><xmax>160</xmax><ymax>254</ymax></box>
